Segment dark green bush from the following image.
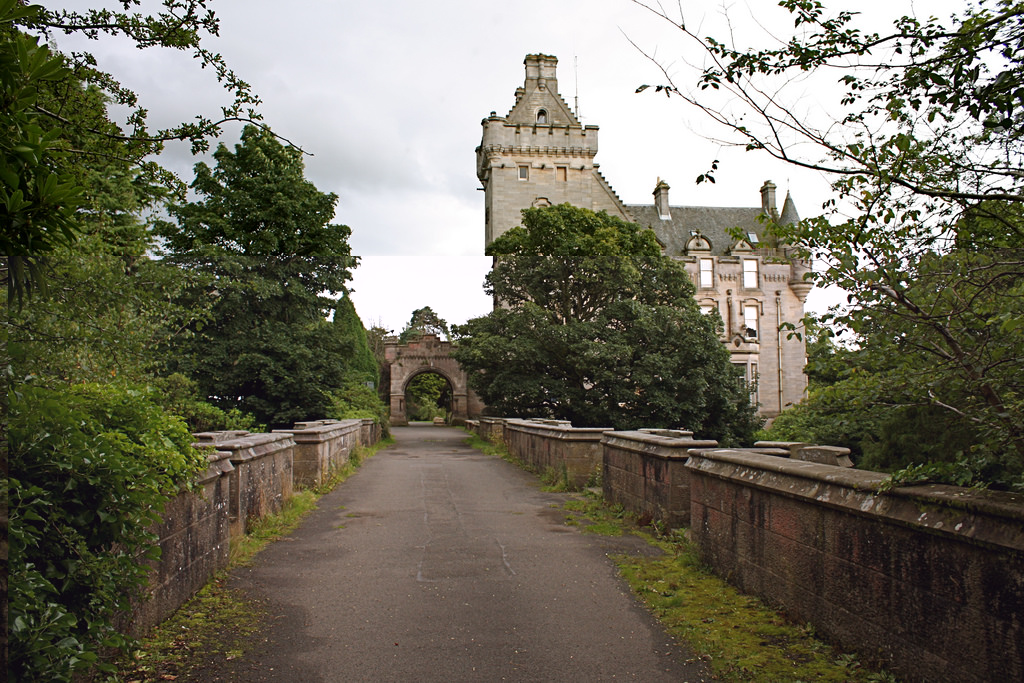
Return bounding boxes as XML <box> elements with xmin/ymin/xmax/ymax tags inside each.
<box><xmin>152</xmin><ymin>372</ymin><xmax>265</xmax><ymax>433</ymax></box>
<box><xmin>327</xmin><ymin>374</ymin><xmax>390</xmax><ymax>438</ymax></box>
<box><xmin>8</xmin><ymin>382</ymin><xmax>207</xmax><ymax>681</ymax></box>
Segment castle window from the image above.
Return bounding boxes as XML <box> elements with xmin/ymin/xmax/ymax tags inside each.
<box><xmin>749</xmin><ymin>362</ymin><xmax>759</xmax><ymax>403</ymax></box>
<box><xmin>537</xmin><ymin>109</ymin><xmax>547</xmax><ymax>124</ymax></box>
<box><xmin>731</xmin><ymin>362</ymin><xmax>758</xmax><ymax>405</ymax></box>
<box><xmin>743</xmin><ymin>259</ymin><xmax>759</xmax><ymax>289</ymax></box>
<box><xmin>556</xmin><ymin>165</ymin><xmax>567</xmax><ymax>182</ymax></box>
<box><xmin>518</xmin><ymin>164</ymin><xmax>529</xmax><ymax>181</ymax></box>
<box><xmin>744</xmin><ymin>305</ymin><xmax>759</xmax><ymax>339</ymax></box>
<box><xmin>699</xmin><ymin>258</ymin><xmax>714</xmax><ymax>288</ymax></box>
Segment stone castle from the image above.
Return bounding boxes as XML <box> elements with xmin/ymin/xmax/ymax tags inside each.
<box><xmin>476</xmin><ymin>54</ymin><xmax>812</xmax><ymax>417</ymax></box>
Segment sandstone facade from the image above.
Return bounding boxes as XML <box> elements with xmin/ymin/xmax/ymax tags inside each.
<box><xmin>477</xmin><ymin>54</ymin><xmax>813</xmax><ymax>416</ymax></box>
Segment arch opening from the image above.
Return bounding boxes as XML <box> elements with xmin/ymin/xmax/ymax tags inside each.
<box><xmin>403</xmin><ymin>370</ymin><xmax>454</xmax><ymax>423</ymax></box>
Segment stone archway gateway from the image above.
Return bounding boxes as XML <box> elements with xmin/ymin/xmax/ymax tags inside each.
<box><xmin>383</xmin><ymin>334</ymin><xmax>484</xmax><ymax>426</ymax></box>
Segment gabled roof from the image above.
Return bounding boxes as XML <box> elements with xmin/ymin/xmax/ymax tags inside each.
<box><xmin>626</xmin><ymin>205</ymin><xmax>766</xmax><ymax>257</ymax></box>
<box><xmin>505</xmin><ymin>54</ymin><xmax>581</xmax><ymax>128</ymax></box>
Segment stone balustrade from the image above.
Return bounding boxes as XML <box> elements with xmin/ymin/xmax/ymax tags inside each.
<box><xmin>489</xmin><ymin>416</ymin><xmax>1024</xmax><ymax>682</ymax></box>
<box><xmin>128</xmin><ymin>449</ymin><xmax>234</xmax><ymax>635</ymax></box>
<box><xmin>274</xmin><ymin>419</ymin><xmax>363</xmax><ymax>488</ymax></box>
<box><xmin>195</xmin><ymin>431</ymin><xmax>295</xmax><ymax>537</ymax></box>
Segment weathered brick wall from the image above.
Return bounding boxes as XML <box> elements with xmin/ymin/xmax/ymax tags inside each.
<box><xmin>503</xmin><ymin>419</ymin><xmax>608</xmax><ymax>487</ymax></box>
<box><xmin>274</xmin><ymin>419</ymin><xmax>363</xmax><ymax>488</ymax></box>
<box><xmin>601</xmin><ymin>430</ymin><xmax>717</xmax><ymax>527</ymax></box>
<box><xmin>686</xmin><ymin>449</ymin><xmax>1024</xmax><ymax>683</ymax></box>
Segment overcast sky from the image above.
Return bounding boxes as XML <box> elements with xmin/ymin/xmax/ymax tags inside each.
<box><xmin>52</xmin><ymin>0</ymin><xmax>953</xmax><ymax>333</ymax></box>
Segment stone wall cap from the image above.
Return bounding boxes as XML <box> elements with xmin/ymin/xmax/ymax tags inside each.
<box><xmin>606</xmin><ymin>430</ymin><xmax>718</xmax><ymax>448</ymax></box>
<box><xmin>215</xmin><ymin>431</ymin><xmax>296</xmax><ymax>459</ymax></box>
<box><xmin>688</xmin><ymin>448</ymin><xmax>1024</xmax><ymax>527</ymax></box>
<box><xmin>273</xmin><ymin>419</ymin><xmax>361</xmax><ymax>439</ymax></box>
<box><xmin>193</xmin><ymin>430</ymin><xmax>250</xmax><ymax>444</ymax></box>
<box><xmin>505</xmin><ymin>420</ymin><xmax>611</xmax><ymax>439</ymax></box>
<box><xmin>193</xmin><ymin>449</ymin><xmax>235</xmax><ymax>485</ymax></box>
<box><xmin>754</xmin><ymin>440</ymin><xmax>809</xmax><ymax>450</ymax></box>
<box><xmin>639</xmin><ymin>428</ymin><xmax>695</xmax><ymax>438</ymax></box>
<box><xmin>688</xmin><ymin>448</ymin><xmax>884</xmax><ymax>489</ymax></box>
<box><xmin>794</xmin><ymin>445</ymin><xmax>853</xmax><ymax>467</ymax></box>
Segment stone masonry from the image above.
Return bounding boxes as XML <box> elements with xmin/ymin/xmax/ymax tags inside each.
<box><xmin>477</xmin><ymin>54</ymin><xmax>813</xmax><ymax>417</ymax></box>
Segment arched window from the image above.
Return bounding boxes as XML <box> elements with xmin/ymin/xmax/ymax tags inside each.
<box><xmin>537</xmin><ymin>109</ymin><xmax>547</xmax><ymax>124</ymax></box>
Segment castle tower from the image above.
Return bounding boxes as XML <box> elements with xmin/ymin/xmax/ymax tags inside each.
<box><xmin>476</xmin><ymin>54</ymin><xmax>630</xmax><ymax>249</ymax></box>
<box><xmin>479</xmin><ymin>54</ymin><xmax>812</xmax><ymax>418</ymax></box>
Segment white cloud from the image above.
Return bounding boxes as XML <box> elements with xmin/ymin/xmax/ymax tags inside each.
<box><xmin>46</xmin><ymin>0</ymin><xmax>959</xmax><ymax>327</ymax></box>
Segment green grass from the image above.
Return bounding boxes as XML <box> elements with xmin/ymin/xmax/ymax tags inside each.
<box><xmin>464</xmin><ymin>432</ymin><xmax>580</xmax><ymax>492</ymax></box>
<box><xmin>112</xmin><ymin>439</ymin><xmax>391</xmax><ymax>681</ymax></box>
<box><xmin>560</xmin><ymin>491</ymin><xmax>898</xmax><ymax>683</ymax></box>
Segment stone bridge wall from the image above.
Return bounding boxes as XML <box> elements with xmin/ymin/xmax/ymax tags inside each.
<box><xmin>132</xmin><ymin>419</ymin><xmax>381</xmax><ymax>635</ymax></box>
<box><xmin>686</xmin><ymin>448</ymin><xmax>1024</xmax><ymax>683</ymax></box>
<box><xmin>274</xmin><ymin>418</ymin><xmax>364</xmax><ymax>488</ymax></box>
<box><xmin>601</xmin><ymin>430</ymin><xmax>718</xmax><ymax>527</ymax></box>
<box><xmin>502</xmin><ymin>419</ymin><xmax>609</xmax><ymax>487</ymax></box>
<box><xmin>489</xmin><ymin>416</ymin><xmax>1024</xmax><ymax>682</ymax></box>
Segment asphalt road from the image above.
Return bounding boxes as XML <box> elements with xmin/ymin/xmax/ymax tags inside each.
<box><xmin>214</xmin><ymin>424</ymin><xmax>712</xmax><ymax>682</ymax></box>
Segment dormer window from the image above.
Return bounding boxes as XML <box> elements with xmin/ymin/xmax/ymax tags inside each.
<box><xmin>684</xmin><ymin>232</ymin><xmax>712</xmax><ymax>255</ymax></box>
<box><xmin>537</xmin><ymin>109</ymin><xmax>548</xmax><ymax>124</ymax></box>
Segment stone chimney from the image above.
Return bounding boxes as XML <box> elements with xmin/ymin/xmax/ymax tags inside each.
<box><xmin>653</xmin><ymin>178</ymin><xmax>671</xmax><ymax>219</ymax></box>
<box><xmin>525</xmin><ymin>54</ymin><xmax>558</xmax><ymax>91</ymax></box>
<box><xmin>760</xmin><ymin>180</ymin><xmax>777</xmax><ymax>218</ymax></box>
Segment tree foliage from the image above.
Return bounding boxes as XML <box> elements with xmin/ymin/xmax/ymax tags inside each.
<box><xmin>8</xmin><ymin>382</ymin><xmax>206</xmax><ymax>682</ymax></box>
<box><xmin>1</xmin><ymin>1</ymin><xmax>82</xmax><ymax>302</ymax></box>
<box><xmin>635</xmin><ymin>0</ymin><xmax>1024</xmax><ymax>487</ymax></box>
<box><xmin>3</xmin><ymin>3</ymin><xmax>280</xmax><ymax>677</ymax></box>
<box><xmin>157</xmin><ymin>125</ymin><xmax>364</xmax><ymax>428</ymax></box>
<box><xmin>399</xmin><ymin>305</ymin><xmax>450</xmax><ymax>342</ymax></box>
<box><xmin>406</xmin><ymin>372</ymin><xmax>450</xmax><ymax>421</ymax></box>
<box><xmin>453</xmin><ymin>204</ymin><xmax>761</xmax><ymax>442</ymax></box>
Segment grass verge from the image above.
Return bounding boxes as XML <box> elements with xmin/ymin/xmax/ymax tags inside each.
<box><xmin>112</xmin><ymin>439</ymin><xmax>391</xmax><ymax>682</ymax></box>
<box><xmin>464</xmin><ymin>432</ymin><xmax>578</xmax><ymax>492</ymax></box>
<box><xmin>561</xmin><ymin>493</ymin><xmax>897</xmax><ymax>683</ymax></box>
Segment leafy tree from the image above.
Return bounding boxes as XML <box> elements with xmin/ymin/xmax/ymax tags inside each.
<box><xmin>1</xmin><ymin>1</ymin><xmax>82</xmax><ymax>303</ymax></box>
<box><xmin>3</xmin><ymin>3</ymin><xmax>278</xmax><ymax>678</ymax></box>
<box><xmin>3</xmin><ymin>0</ymin><xmax>278</xmax><ymax>302</ymax></box>
<box><xmin>635</xmin><ymin>0</ymin><xmax>1024</xmax><ymax>486</ymax></box>
<box><xmin>406</xmin><ymin>372</ymin><xmax>450</xmax><ymax>421</ymax></box>
<box><xmin>333</xmin><ymin>296</ymin><xmax>380</xmax><ymax>384</ymax></box>
<box><xmin>157</xmin><ymin>125</ymin><xmax>360</xmax><ymax>428</ymax></box>
<box><xmin>453</xmin><ymin>204</ymin><xmax>761</xmax><ymax>442</ymax></box>
<box><xmin>399</xmin><ymin>305</ymin><xmax>449</xmax><ymax>342</ymax></box>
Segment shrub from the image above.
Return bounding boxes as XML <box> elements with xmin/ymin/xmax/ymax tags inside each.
<box><xmin>7</xmin><ymin>382</ymin><xmax>207</xmax><ymax>681</ymax></box>
<box><xmin>326</xmin><ymin>374</ymin><xmax>390</xmax><ymax>437</ymax></box>
<box><xmin>152</xmin><ymin>372</ymin><xmax>264</xmax><ymax>433</ymax></box>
